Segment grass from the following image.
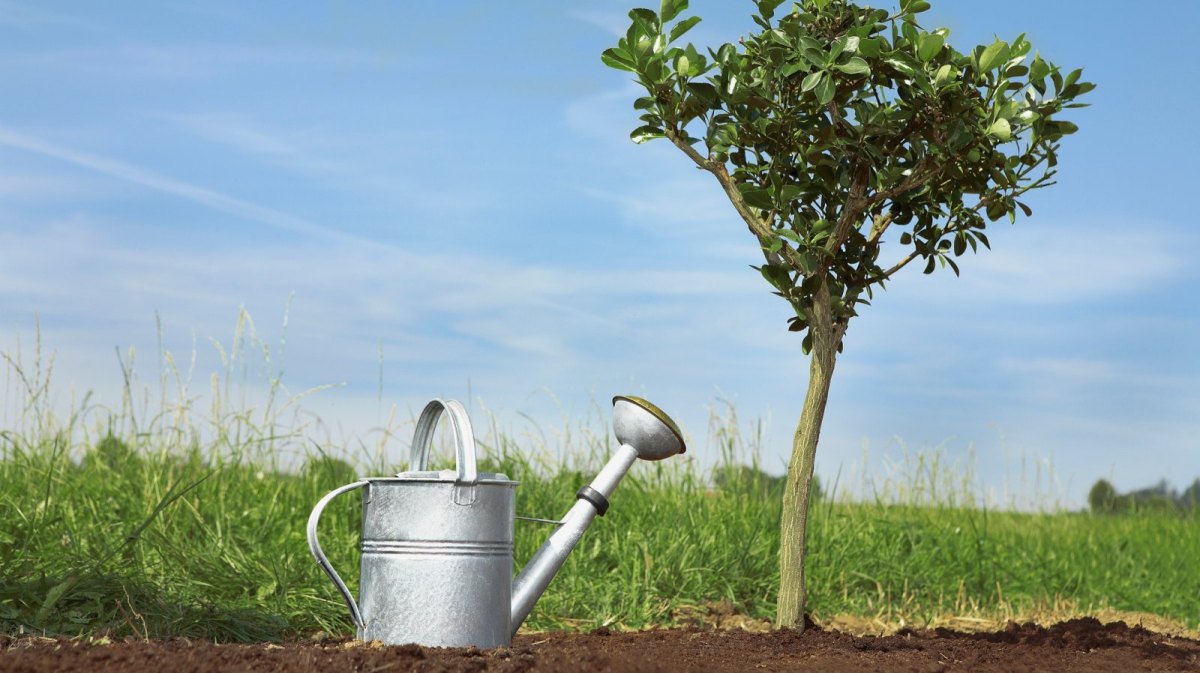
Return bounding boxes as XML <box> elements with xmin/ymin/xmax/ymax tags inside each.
<box><xmin>2</xmin><ymin>313</ymin><xmax>1198</xmax><ymax>641</ymax></box>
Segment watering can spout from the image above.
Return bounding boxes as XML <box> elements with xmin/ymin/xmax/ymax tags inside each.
<box><xmin>509</xmin><ymin>396</ymin><xmax>685</xmax><ymax>636</ymax></box>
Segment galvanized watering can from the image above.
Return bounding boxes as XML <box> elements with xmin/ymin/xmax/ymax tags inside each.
<box><xmin>307</xmin><ymin>395</ymin><xmax>685</xmax><ymax>648</ymax></box>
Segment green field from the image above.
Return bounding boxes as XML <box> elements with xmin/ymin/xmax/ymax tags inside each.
<box><xmin>2</xmin><ymin>332</ymin><xmax>1198</xmax><ymax>642</ymax></box>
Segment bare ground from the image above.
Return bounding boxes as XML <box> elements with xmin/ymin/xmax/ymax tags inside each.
<box><xmin>3</xmin><ymin>618</ymin><xmax>1199</xmax><ymax>673</ymax></box>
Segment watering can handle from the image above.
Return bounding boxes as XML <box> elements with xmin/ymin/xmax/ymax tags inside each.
<box><xmin>409</xmin><ymin>399</ymin><xmax>478</xmax><ymax>487</ymax></box>
<box><xmin>306</xmin><ymin>480</ymin><xmax>368</xmax><ymax>632</ymax></box>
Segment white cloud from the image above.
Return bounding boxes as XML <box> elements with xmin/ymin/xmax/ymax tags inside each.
<box><xmin>0</xmin><ymin>1</ymin><xmax>94</xmax><ymax>30</ymax></box>
<box><xmin>0</xmin><ymin>167</ymin><xmax>109</xmax><ymax>201</ymax></box>
<box><xmin>0</xmin><ymin>43</ymin><xmax>400</xmax><ymax>78</ymax></box>
<box><xmin>998</xmin><ymin>356</ymin><xmax>1117</xmax><ymax>383</ymax></box>
<box><xmin>569</xmin><ymin>8</ymin><xmax>627</xmax><ymax>37</ymax></box>
<box><xmin>147</xmin><ymin>112</ymin><xmax>347</xmax><ymax>176</ymax></box>
<box><xmin>0</xmin><ymin>123</ymin><xmax>353</xmax><ymax>241</ymax></box>
<box><xmin>881</xmin><ymin>218</ymin><xmax>1187</xmax><ymax>305</ymax></box>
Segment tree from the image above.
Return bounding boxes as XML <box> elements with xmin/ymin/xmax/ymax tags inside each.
<box><xmin>1087</xmin><ymin>479</ymin><xmax>1117</xmax><ymax>514</ymax></box>
<box><xmin>603</xmin><ymin>0</ymin><xmax>1091</xmax><ymax>628</ymax></box>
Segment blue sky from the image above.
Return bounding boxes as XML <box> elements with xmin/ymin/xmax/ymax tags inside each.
<box><xmin>1</xmin><ymin>1</ymin><xmax>1196</xmax><ymax>508</ymax></box>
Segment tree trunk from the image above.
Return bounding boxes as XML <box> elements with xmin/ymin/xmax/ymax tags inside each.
<box><xmin>776</xmin><ymin>281</ymin><xmax>842</xmax><ymax>629</ymax></box>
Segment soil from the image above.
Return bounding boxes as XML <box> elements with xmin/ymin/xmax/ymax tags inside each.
<box><xmin>2</xmin><ymin>618</ymin><xmax>1198</xmax><ymax>673</ymax></box>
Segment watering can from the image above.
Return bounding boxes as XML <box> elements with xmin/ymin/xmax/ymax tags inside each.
<box><xmin>306</xmin><ymin>395</ymin><xmax>685</xmax><ymax>648</ymax></box>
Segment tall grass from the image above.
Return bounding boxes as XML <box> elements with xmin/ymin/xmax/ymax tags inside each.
<box><xmin>1</xmin><ymin>314</ymin><xmax>1197</xmax><ymax>641</ymax></box>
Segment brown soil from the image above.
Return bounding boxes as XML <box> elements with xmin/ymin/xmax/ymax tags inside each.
<box><xmin>2</xmin><ymin>618</ymin><xmax>1198</xmax><ymax>673</ymax></box>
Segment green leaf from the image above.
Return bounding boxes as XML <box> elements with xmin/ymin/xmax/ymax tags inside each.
<box><xmin>815</xmin><ymin>75</ymin><xmax>835</xmax><ymax>105</ymax></box>
<box><xmin>802</xmin><ymin>47</ymin><xmax>825</xmax><ymax>69</ymax></box>
<box><xmin>755</xmin><ymin>0</ymin><xmax>787</xmax><ymax>20</ymax></box>
<box><xmin>686</xmin><ymin>81</ymin><xmax>718</xmax><ymax>104</ymax></box>
<box><xmin>801</xmin><ymin>70</ymin><xmax>824</xmax><ymax>93</ymax></box>
<box><xmin>934</xmin><ymin>64</ymin><xmax>956</xmax><ymax>86</ymax></box>
<box><xmin>629</xmin><ymin>8</ymin><xmax>660</xmax><ymax>33</ymax></box>
<box><xmin>1029</xmin><ymin>56</ymin><xmax>1050</xmax><ymax>82</ymax></box>
<box><xmin>899</xmin><ymin>232</ymin><xmax>912</xmax><ymax>245</ymax></box>
<box><xmin>953</xmin><ymin>233</ymin><xmax>966</xmax><ymax>256</ymax></box>
<box><xmin>780</xmin><ymin>61</ymin><xmax>809</xmax><ymax>78</ymax></box>
<box><xmin>740</xmin><ymin>188</ymin><xmax>774</xmax><ymax>209</ymax></box>
<box><xmin>918</xmin><ymin>33</ymin><xmax>944</xmax><ymax>62</ymax></box>
<box><xmin>669</xmin><ymin>16</ymin><xmax>702</xmax><ymax>43</ymax></box>
<box><xmin>1015</xmin><ymin>108</ymin><xmax>1040</xmax><ymax>123</ymax></box>
<box><xmin>885</xmin><ymin>56</ymin><xmax>918</xmax><ymax>78</ymax></box>
<box><xmin>1054</xmin><ymin>120</ymin><xmax>1080</xmax><ymax>135</ymax></box>
<box><xmin>1063</xmin><ymin>67</ymin><xmax>1082</xmax><ymax>90</ymax></box>
<box><xmin>36</xmin><ymin>576</ymin><xmax>78</xmax><ymax>623</ymax></box>
<box><xmin>977</xmin><ymin>40</ymin><xmax>1010</xmax><ymax>73</ymax></box>
<box><xmin>985</xmin><ymin>200</ymin><xmax>1007</xmax><ymax>221</ymax></box>
<box><xmin>1067</xmin><ymin>81</ymin><xmax>1096</xmax><ymax>96</ymax></box>
<box><xmin>835</xmin><ymin>57</ymin><xmax>870</xmax><ymax>76</ymax></box>
<box><xmin>829</xmin><ymin>36</ymin><xmax>846</xmax><ymax>62</ymax></box>
<box><xmin>856</xmin><ymin>38</ymin><xmax>883</xmax><ymax>57</ymax></box>
<box><xmin>630</xmin><ymin>125</ymin><xmax>665</xmax><ymax>144</ymax></box>
<box><xmin>660</xmin><ymin>0</ymin><xmax>687</xmax><ymax>23</ymax></box>
<box><xmin>902</xmin><ymin>0</ymin><xmax>931</xmax><ymax>13</ymax></box>
<box><xmin>987</xmin><ymin>117</ymin><xmax>1012</xmax><ymax>140</ymax></box>
<box><xmin>799</xmin><ymin>252</ymin><xmax>817</xmax><ymax>274</ymax></box>
<box><xmin>778</xmin><ymin>185</ymin><xmax>802</xmax><ymax>203</ymax></box>
<box><xmin>676</xmin><ymin>54</ymin><xmax>690</xmax><ymax>74</ymax></box>
<box><xmin>757</xmin><ymin>262</ymin><xmax>791</xmax><ymax>289</ymax></box>
<box><xmin>601</xmin><ymin>48</ymin><xmax>637</xmax><ymax>72</ymax></box>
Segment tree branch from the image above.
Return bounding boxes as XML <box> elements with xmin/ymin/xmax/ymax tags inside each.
<box><xmin>664</xmin><ymin>126</ymin><xmax>715</xmax><ymax>172</ymax></box>
<box><xmin>664</xmin><ymin>127</ymin><xmax>772</xmax><ymax>240</ymax></box>
<box><xmin>863</xmin><ymin>157</ymin><xmax>936</xmax><ymax>211</ymax></box>
<box><xmin>825</xmin><ymin>161</ymin><xmax>870</xmax><ymax>259</ymax></box>
<box><xmin>866</xmin><ymin>212</ymin><xmax>893</xmax><ymax>245</ymax></box>
<box><xmin>878</xmin><ymin>250</ymin><xmax>919</xmax><ymax>280</ymax></box>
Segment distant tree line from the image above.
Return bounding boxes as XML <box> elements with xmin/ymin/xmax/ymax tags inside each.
<box><xmin>1088</xmin><ymin>478</ymin><xmax>1200</xmax><ymax>514</ymax></box>
<box><xmin>713</xmin><ymin>464</ymin><xmax>822</xmax><ymax>500</ymax></box>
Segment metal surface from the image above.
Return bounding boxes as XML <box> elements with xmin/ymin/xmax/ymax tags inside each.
<box><xmin>358</xmin><ymin>476</ymin><xmax>515</xmax><ymax>647</ymax></box>
<box><xmin>307</xmin><ymin>399</ymin><xmax>517</xmax><ymax>648</ymax></box>
<box><xmin>307</xmin><ymin>394</ymin><xmax>687</xmax><ymax>648</ymax></box>
<box><xmin>306</xmin><ymin>480</ymin><xmax>369</xmax><ymax>630</ymax></box>
<box><xmin>612</xmin><ymin>395</ymin><xmax>687</xmax><ymax>460</ymax></box>
<box><xmin>509</xmin><ymin>443</ymin><xmax>638</xmax><ymax>634</ymax></box>
<box><xmin>508</xmin><ymin>396</ymin><xmax>686</xmax><ymax>636</ymax></box>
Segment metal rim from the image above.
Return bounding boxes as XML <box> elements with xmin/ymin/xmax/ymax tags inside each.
<box><xmin>611</xmin><ymin>395</ymin><xmax>687</xmax><ymax>454</ymax></box>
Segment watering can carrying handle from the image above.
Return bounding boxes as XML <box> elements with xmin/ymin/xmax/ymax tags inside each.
<box><xmin>306</xmin><ymin>480</ymin><xmax>368</xmax><ymax>632</ymax></box>
<box><xmin>409</xmin><ymin>399</ymin><xmax>479</xmax><ymax>503</ymax></box>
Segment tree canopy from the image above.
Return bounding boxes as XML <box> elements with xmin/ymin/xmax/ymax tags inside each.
<box><xmin>604</xmin><ymin>0</ymin><xmax>1092</xmax><ymax>351</ymax></box>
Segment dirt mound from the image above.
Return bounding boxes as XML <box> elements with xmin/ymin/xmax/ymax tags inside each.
<box><xmin>2</xmin><ymin>619</ymin><xmax>1197</xmax><ymax>672</ymax></box>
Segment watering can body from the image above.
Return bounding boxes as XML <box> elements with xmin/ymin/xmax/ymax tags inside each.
<box><xmin>358</xmin><ymin>475</ymin><xmax>516</xmax><ymax>647</ymax></box>
<box><xmin>307</xmin><ymin>396</ymin><xmax>685</xmax><ymax>648</ymax></box>
<box><xmin>308</xmin><ymin>399</ymin><xmax>518</xmax><ymax>647</ymax></box>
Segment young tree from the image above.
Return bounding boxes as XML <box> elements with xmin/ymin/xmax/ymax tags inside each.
<box><xmin>603</xmin><ymin>0</ymin><xmax>1091</xmax><ymax>628</ymax></box>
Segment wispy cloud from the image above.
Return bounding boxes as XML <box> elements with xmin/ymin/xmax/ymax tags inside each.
<box><xmin>0</xmin><ymin>1</ymin><xmax>95</xmax><ymax>30</ymax></box>
<box><xmin>0</xmin><ymin>168</ymin><xmax>108</xmax><ymax>202</ymax></box>
<box><xmin>0</xmin><ymin>209</ymin><xmax>785</xmax><ymax>460</ymax></box>
<box><xmin>569</xmin><ymin>9</ymin><xmax>627</xmax><ymax>37</ymax></box>
<box><xmin>879</xmin><ymin>219</ymin><xmax>1187</xmax><ymax>306</ymax></box>
<box><xmin>0</xmin><ymin>43</ymin><xmax>400</xmax><ymax>78</ymax></box>
<box><xmin>0</xmin><ymin>123</ymin><xmax>349</xmax><ymax>241</ymax></box>
<box><xmin>146</xmin><ymin>112</ymin><xmax>346</xmax><ymax>177</ymax></box>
